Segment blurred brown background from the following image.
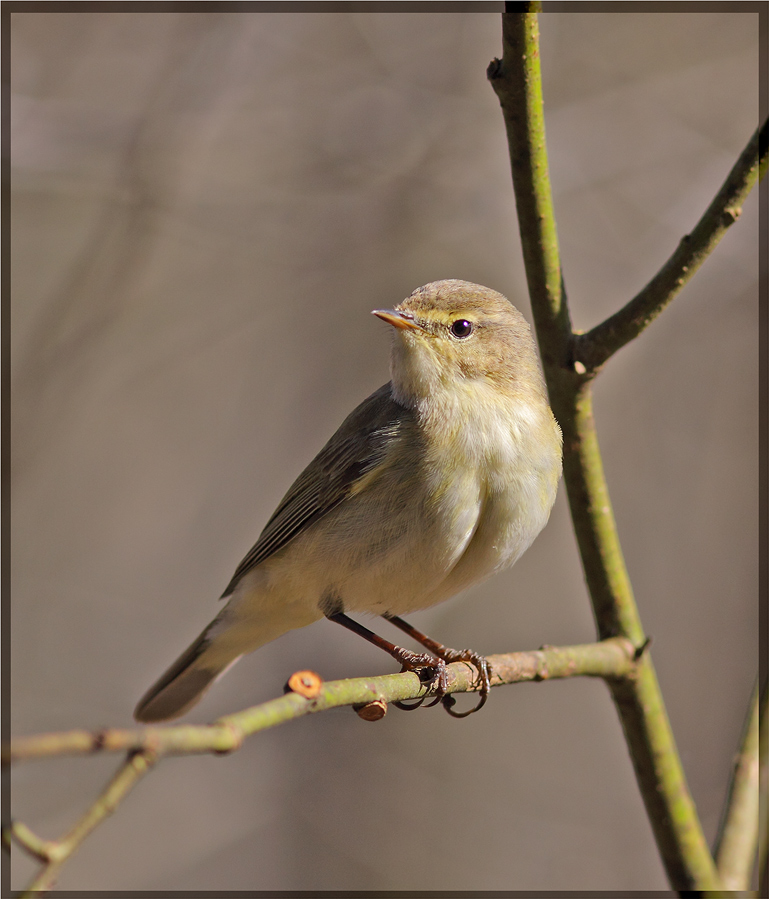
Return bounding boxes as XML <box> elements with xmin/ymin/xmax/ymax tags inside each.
<box><xmin>9</xmin><ymin>9</ymin><xmax>760</xmax><ymax>893</ymax></box>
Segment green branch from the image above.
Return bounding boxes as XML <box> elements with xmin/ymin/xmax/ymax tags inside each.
<box><xmin>8</xmin><ymin>749</ymin><xmax>158</xmax><ymax>897</ymax></box>
<box><xmin>576</xmin><ymin>120</ymin><xmax>767</xmax><ymax>374</ymax></box>
<box><xmin>4</xmin><ymin>638</ymin><xmax>634</xmax><ymax>894</ymax></box>
<box><xmin>486</xmin><ymin>5</ymin><xmax>572</xmax><ymax>370</ymax></box>
<box><xmin>485</xmin><ymin>10</ymin><xmax>759</xmax><ymax>892</ymax></box>
<box><xmin>713</xmin><ymin>680</ymin><xmax>762</xmax><ymax>891</ymax></box>
<box><xmin>759</xmin><ymin>681</ymin><xmax>769</xmax><ymax>897</ymax></box>
<box><xmin>4</xmin><ymin>638</ymin><xmax>634</xmax><ymax>766</ymax></box>
<box><xmin>562</xmin><ymin>385</ymin><xmax>642</xmax><ymax>643</ymax></box>
<box><xmin>6</xmin><ymin>12</ymin><xmax>760</xmax><ymax>897</ymax></box>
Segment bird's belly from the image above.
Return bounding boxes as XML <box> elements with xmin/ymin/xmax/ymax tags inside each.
<box><xmin>418</xmin><ymin>440</ymin><xmax>559</xmax><ymax>604</ymax></box>
<box><xmin>435</xmin><ymin>484</ymin><xmax>549</xmax><ymax>602</ymax></box>
<box><xmin>253</xmin><ymin>413</ymin><xmax>558</xmax><ymax>621</ymax></box>
<box><xmin>260</xmin><ymin>471</ymin><xmax>483</xmax><ymax>618</ymax></box>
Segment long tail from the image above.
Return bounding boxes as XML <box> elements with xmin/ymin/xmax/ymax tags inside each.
<box><xmin>134</xmin><ymin>620</ymin><xmax>242</xmax><ymax>723</ymax></box>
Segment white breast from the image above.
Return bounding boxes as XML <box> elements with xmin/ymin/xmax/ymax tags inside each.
<box><xmin>418</xmin><ymin>388</ymin><xmax>561</xmax><ymax>605</ymax></box>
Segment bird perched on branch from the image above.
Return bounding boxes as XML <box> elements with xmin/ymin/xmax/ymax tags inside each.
<box><xmin>135</xmin><ymin>279</ymin><xmax>562</xmax><ymax>723</ymax></box>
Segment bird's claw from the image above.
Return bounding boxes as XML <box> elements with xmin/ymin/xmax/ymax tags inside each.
<box><xmin>394</xmin><ymin>653</ymin><xmax>491</xmax><ymax>717</ymax></box>
<box><xmin>440</xmin><ymin>652</ymin><xmax>491</xmax><ymax>718</ymax></box>
<box><xmin>393</xmin><ymin>659</ymin><xmax>445</xmax><ymax>710</ymax></box>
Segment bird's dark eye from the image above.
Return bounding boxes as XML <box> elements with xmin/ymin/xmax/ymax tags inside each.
<box><xmin>450</xmin><ymin>319</ymin><xmax>473</xmax><ymax>339</ymax></box>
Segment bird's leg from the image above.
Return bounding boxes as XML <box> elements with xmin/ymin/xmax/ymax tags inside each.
<box><xmin>383</xmin><ymin>614</ymin><xmax>491</xmax><ymax>718</ymax></box>
<box><xmin>326</xmin><ymin>612</ymin><xmax>447</xmax><ymax>710</ymax></box>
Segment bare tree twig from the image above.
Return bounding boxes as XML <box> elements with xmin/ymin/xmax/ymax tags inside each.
<box><xmin>4</xmin><ymin>638</ymin><xmax>635</xmax><ymax>765</ymax></box>
<box><xmin>4</xmin><ymin>638</ymin><xmax>635</xmax><ymax>893</ymax></box>
<box><xmin>757</xmin><ymin>681</ymin><xmax>768</xmax><ymax>896</ymax></box>
<box><xmin>9</xmin><ymin>749</ymin><xmax>158</xmax><ymax>897</ymax></box>
<box><xmin>575</xmin><ymin>120</ymin><xmax>767</xmax><ymax>374</ymax></box>
<box><xmin>6</xmin><ymin>11</ymin><xmax>760</xmax><ymax>896</ymax></box>
<box><xmin>486</xmin><ymin>2</ymin><xmax>572</xmax><ymax>372</ymax></box>
<box><xmin>485</xmin><ymin>10</ymin><xmax>759</xmax><ymax>892</ymax></box>
<box><xmin>713</xmin><ymin>679</ymin><xmax>762</xmax><ymax>890</ymax></box>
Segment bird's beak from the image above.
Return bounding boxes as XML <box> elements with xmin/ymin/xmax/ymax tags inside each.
<box><xmin>372</xmin><ymin>309</ymin><xmax>422</xmax><ymax>331</ymax></box>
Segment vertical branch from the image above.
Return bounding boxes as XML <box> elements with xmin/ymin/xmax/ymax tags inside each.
<box><xmin>488</xmin><ymin>10</ymin><xmax>724</xmax><ymax>892</ymax></box>
<box><xmin>759</xmin><ymin>681</ymin><xmax>769</xmax><ymax>896</ymax></box>
<box><xmin>563</xmin><ymin>385</ymin><xmax>643</xmax><ymax>643</ymax></box>
<box><xmin>713</xmin><ymin>680</ymin><xmax>762</xmax><ymax>891</ymax></box>
<box><xmin>485</xmin><ymin>3</ymin><xmax>572</xmax><ymax>371</ymax></box>
<box><xmin>609</xmin><ymin>659</ymin><xmax>722</xmax><ymax>892</ymax></box>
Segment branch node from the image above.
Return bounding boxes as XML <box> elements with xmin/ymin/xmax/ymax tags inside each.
<box><xmin>213</xmin><ymin>723</ymin><xmax>244</xmax><ymax>755</ymax></box>
<box><xmin>126</xmin><ymin>747</ymin><xmax>158</xmax><ymax>773</ymax></box>
<box><xmin>354</xmin><ymin>699</ymin><xmax>388</xmax><ymax>722</ymax></box>
<box><xmin>4</xmin><ymin>821</ymin><xmax>56</xmax><ymax>863</ymax></box>
<box><xmin>634</xmin><ymin>636</ymin><xmax>653</xmax><ymax>661</ymax></box>
<box><xmin>285</xmin><ymin>670</ymin><xmax>323</xmax><ymax>699</ymax></box>
<box><xmin>487</xmin><ymin>57</ymin><xmax>503</xmax><ymax>80</ymax></box>
<box><xmin>577</xmin><ymin>120</ymin><xmax>765</xmax><ymax>369</ymax></box>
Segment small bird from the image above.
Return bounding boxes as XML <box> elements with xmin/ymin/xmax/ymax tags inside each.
<box><xmin>134</xmin><ymin>280</ymin><xmax>562</xmax><ymax>723</ymax></box>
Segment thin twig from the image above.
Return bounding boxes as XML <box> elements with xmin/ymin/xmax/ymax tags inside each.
<box><xmin>5</xmin><ymin>638</ymin><xmax>635</xmax><ymax>765</ymax></box>
<box><xmin>5</xmin><ymin>638</ymin><xmax>636</xmax><ymax>894</ymax></box>
<box><xmin>713</xmin><ymin>679</ymin><xmax>762</xmax><ymax>891</ymax></box>
<box><xmin>758</xmin><ymin>681</ymin><xmax>768</xmax><ymax>896</ymax></box>
<box><xmin>13</xmin><ymin>749</ymin><xmax>158</xmax><ymax>896</ymax></box>
<box><xmin>3</xmin><ymin>821</ymin><xmax>54</xmax><ymax>863</ymax></box>
<box><xmin>575</xmin><ymin>120</ymin><xmax>767</xmax><ymax>374</ymax></box>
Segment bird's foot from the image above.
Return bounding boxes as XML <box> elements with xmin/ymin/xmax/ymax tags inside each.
<box><xmin>390</xmin><ymin>648</ymin><xmax>447</xmax><ymax>711</ymax></box>
<box><xmin>326</xmin><ymin>611</ymin><xmax>491</xmax><ymax>716</ymax></box>
<box><xmin>434</xmin><ymin>649</ymin><xmax>491</xmax><ymax>718</ymax></box>
<box><xmin>384</xmin><ymin>615</ymin><xmax>492</xmax><ymax>717</ymax></box>
<box><xmin>391</xmin><ymin>645</ymin><xmax>491</xmax><ymax>717</ymax></box>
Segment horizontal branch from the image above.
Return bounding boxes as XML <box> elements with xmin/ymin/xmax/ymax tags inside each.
<box><xmin>575</xmin><ymin>119</ymin><xmax>767</xmax><ymax>373</ymax></box>
<box><xmin>5</xmin><ymin>637</ymin><xmax>636</xmax><ymax>893</ymax></box>
<box><xmin>5</xmin><ymin>637</ymin><xmax>636</xmax><ymax>766</ymax></box>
